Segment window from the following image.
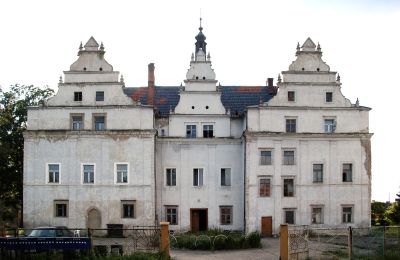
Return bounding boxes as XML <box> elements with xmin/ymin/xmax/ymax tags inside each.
<box><xmin>313</xmin><ymin>164</ymin><xmax>323</xmax><ymax>183</ymax></box>
<box><xmin>48</xmin><ymin>164</ymin><xmax>60</xmax><ymax>183</ymax></box>
<box><xmin>186</xmin><ymin>125</ymin><xmax>196</xmax><ymax>138</ymax></box>
<box><xmin>342</xmin><ymin>206</ymin><xmax>353</xmax><ymax>223</ymax></box>
<box><xmin>116</xmin><ymin>163</ymin><xmax>128</xmax><ymax>183</ymax></box>
<box><xmin>286</xmin><ymin>119</ymin><xmax>296</xmax><ymax>133</ymax></box>
<box><xmin>342</xmin><ymin>163</ymin><xmax>353</xmax><ymax>182</ymax></box>
<box><xmin>203</xmin><ymin>125</ymin><xmax>214</xmax><ymax>138</ymax></box>
<box><xmin>283</xmin><ymin>150</ymin><xmax>295</xmax><ymax>165</ymax></box>
<box><xmin>220</xmin><ymin>206</ymin><xmax>233</xmax><ymax>225</ymax></box>
<box><xmin>121</xmin><ymin>200</ymin><xmax>135</xmax><ymax>218</ymax></box>
<box><xmin>193</xmin><ymin>168</ymin><xmax>203</xmax><ymax>187</ymax></box>
<box><xmin>83</xmin><ymin>164</ymin><xmax>94</xmax><ymax>184</ymax></box>
<box><xmin>71</xmin><ymin>114</ymin><xmax>84</xmax><ymax>130</ymax></box>
<box><xmin>166</xmin><ymin>168</ymin><xmax>176</xmax><ymax>186</ymax></box>
<box><xmin>259</xmin><ymin>178</ymin><xmax>271</xmax><ymax>197</ymax></box>
<box><xmin>326</xmin><ymin>92</ymin><xmax>333</xmax><ymax>102</ymax></box>
<box><xmin>74</xmin><ymin>92</ymin><xmax>82</xmax><ymax>101</ymax></box>
<box><xmin>324</xmin><ymin>119</ymin><xmax>336</xmax><ymax>133</ymax></box>
<box><xmin>94</xmin><ymin>115</ymin><xmax>105</xmax><ymax>130</ymax></box>
<box><xmin>260</xmin><ymin>150</ymin><xmax>272</xmax><ymax>165</ymax></box>
<box><xmin>311</xmin><ymin>207</ymin><xmax>323</xmax><ymax>224</ymax></box>
<box><xmin>96</xmin><ymin>91</ymin><xmax>104</xmax><ymax>101</ymax></box>
<box><xmin>54</xmin><ymin>200</ymin><xmax>68</xmax><ymax>217</ymax></box>
<box><xmin>221</xmin><ymin>168</ymin><xmax>231</xmax><ymax>186</ymax></box>
<box><xmin>288</xmin><ymin>91</ymin><xmax>295</xmax><ymax>102</ymax></box>
<box><xmin>165</xmin><ymin>206</ymin><xmax>178</xmax><ymax>225</ymax></box>
<box><xmin>284</xmin><ymin>209</ymin><xmax>295</xmax><ymax>224</ymax></box>
<box><xmin>283</xmin><ymin>179</ymin><xmax>294</xmax><ymax>197</ymax></box>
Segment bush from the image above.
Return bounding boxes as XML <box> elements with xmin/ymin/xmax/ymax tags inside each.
<box><xmin>245</xmin><ymin>232</ymin><xmax>261</xmax><ymax>248</ymax></box>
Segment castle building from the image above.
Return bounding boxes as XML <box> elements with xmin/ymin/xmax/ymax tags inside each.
<box><xmin>23</xmin><ymin>25</ymin><xmax>372</xmax><ymax>235</ymax></box>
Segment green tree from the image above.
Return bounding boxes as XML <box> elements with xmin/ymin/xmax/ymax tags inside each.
<box><xmin>384</xmin><ymin>191</ymin><xmax>400</xmax><ymax>225</ymax></box>
<box><xmin>0</xmin><ymin>84</ymin><xmax>54</xmax><ymax>226</ymax></box>
<box><xmin>371</xmin><ymin>200</ymin><xmax>388</xmax><ymax>226</ymax></box>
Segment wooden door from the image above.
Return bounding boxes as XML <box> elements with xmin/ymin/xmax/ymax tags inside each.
<box><xmin>191</xmin><ymin>210</ymin><xmax>200</xmax><ymax>232</ymax></box>
<box><xmin>261</xmin><ymin>216</ymin><xmax>272</xmax><ymax>237</ymax></box>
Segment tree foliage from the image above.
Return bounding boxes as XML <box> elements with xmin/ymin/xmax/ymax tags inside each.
<box><xmin>371</xmin><ymin>200</ymin><xmax>388</xmax><ymax>226</ymax></box>
<box><xmin>0</xmin><ymin>84</ymin><xmax>54</xmax><ymax>223</ymax></box>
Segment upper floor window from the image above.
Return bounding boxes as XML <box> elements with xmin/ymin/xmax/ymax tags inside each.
<box><xmin>220</xmin><ymin>206</ymin><xmax>233</xmax><ymax>225</ymax></box>
<box><xmin>71</xmin><ymin>114</ymin><xmax>84</xmax><ymax>130</ymax></box>
<box><xmin>193</xmin><ymin>168</ymin><xmax>203</xmax><ymax>187</ymax></box>
<box><xmin>121</xmin><ymin>200</ymin><xmax>135</xmax><ymax>218</ymax></box>
<box><xmin>283</xmin><ymin>150</ymin><xmax>295</xmax><ymax>165</ymax></box>
<box><xmin>342</xmin><ymin>163</ymin><xmax>353</xmax><ymax>182</ymax></box>
<box><xmin>326</xmin><ymin>92</ymin><xmax>333</xmax><ymax>102</ymax></box>
<box><xmin>203</xmin><ymin>125</ymin><xmax>214</xmax><ymax>138</ymax></box>
<box><xmin>313</xmin><ymin>164</ymin><xmax>323</xmax><ymax>183</ymax></box>
<box><xmin>186</xmin><ymin>125</ymin><xmax>196</xmax><ymax>138</ymax></box>
<box><xmin>48</xmin><ymin>164</ymin><xmax>60</xmax><ymax>183</ymax></box>
<box><xmin>288</xmin><ymin>91</ymin><xmax>295</xmax><ymax>102</ymax></box>
<box><xmin>165</xmin><ymin>206</ymin><xmax>178</xmax><ymax>225</ymax></box>
<box><xmin>83</xmin><ymin>164</ymin><xmax>94</xmax><ymax>184</ymax></box>
<box><xmin>94</xmin><ymin>115</ymin><xmax>105</xmax><ymax>130</ymax></box>
<box><xmin>96</xmin><ymin>91</ymin><xmax>104</xmax><ymax>101</ymax></box>
<box><xmin>260</xmin><ymin>150</ymin><xmax>272</xmax><ymax>165</ymax></box>
<box><xmin>286</xmin><ymin>119</ymin><xmax>296</xmax><ymax>133</ymax></box>
<box><xmin>116</xmin><ymin>163</ymin><xmax>128</xmax><ymax>184</ymax></box>
<box><xmin>166</xmin><ymin>168</ymin><xmax>176</xmax><ymax>186</ymax></box>
<box><xmin>54</xmin><ymin>200</ymin><xmax>68</xmax><ymax>218</ymax></box>
<box><xmin>324</xmin><ymin>119</ymin><xmax>336</xmax><ymax>133</ymax></box>
<box><xmin>259</xmin><ymin>178</ymin><xmax>271</xmax><ymax>197</ymax></box>
<box><xmin>283</xmin><ymin>179</ymin><xmax>294</xmax><ymax>197</ymax></box>
<box><xmin>221</xmin><ymin>168</ymin><xmax>231</xmax><ymax>186</ymax></box>
<box><xmin>74</xmin><ymin>92</ymin><xmax>82</xmax><ymax>101</ymax></box>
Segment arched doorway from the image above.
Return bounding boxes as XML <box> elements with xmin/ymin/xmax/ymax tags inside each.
<box><xmin>87</xmin><ymin>208</ymin><xmax>101</xmax><ymax>230</ymax></box>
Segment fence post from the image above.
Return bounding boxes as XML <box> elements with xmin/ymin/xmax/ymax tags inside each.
<box><xmin>160</xmin><ymin>222</ymin><xmax>170</xmax><ymax>258</ymax></box>
<box><xmin>280</xmin><ymin>224</ymin><xmax>289</xmax><ymax>260</ymax></box>
<box><xmin>348</xmin><ymin>226</ymin><xmax>352</xmax><ymax>260</ymax></box>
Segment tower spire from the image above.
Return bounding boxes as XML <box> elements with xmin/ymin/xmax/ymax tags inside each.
<box><xmin>195</xmin><ymin>16</ymin><xmax>207</xmax><ymax>55</ymax></box>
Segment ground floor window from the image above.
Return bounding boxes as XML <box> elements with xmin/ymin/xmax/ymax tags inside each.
<box><xmin>165</xmin><ymin>206</ymin><xmax>178</xmax><ymax>225</ymax></box>
<box><xmin>220</xmin><ymin>206</ymin><xmax>233</xmax><ymax>225</ymax></box>
<box><xmin>311</xmin><ymin>206</ymin><xmax>324</xmax><ymax>224</ymax></box>
<box><xmin>54</xmin><ymin>200</ymin><xmax>68</xmax><ymax>217</ymax></box>
<box><xmin>342</xmin><ymin>206</ymin><xmax>353</xmax><ymax>223</ymax></box>
<box><xmin>121</xmin><ymin>200</ymin><xmax>135</xmax><ymax>218</ymax></box>
<box><xmin>284</xmin><ymin>209</ymin><xmax>295</xmax><ymax>224</ymax></box>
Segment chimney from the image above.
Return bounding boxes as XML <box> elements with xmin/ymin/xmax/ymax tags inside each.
<box><xmin>148</xmin><ymin>63</ymin><xmax>155</xmax><ymax>105</ymax></box>
<box><xmin>267</xmin><ymin>78</ymin><xmax>274</xmax><ymax>87</ymax></box>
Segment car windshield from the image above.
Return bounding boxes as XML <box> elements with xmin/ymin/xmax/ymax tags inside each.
<box><xmin>29</xmin><ymin>229</ymin><xmax>56</xmax><ymax>237</ymax></box>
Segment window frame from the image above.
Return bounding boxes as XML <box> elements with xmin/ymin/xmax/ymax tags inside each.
<box><xmin>47</xmin><ymin>163</ymin><xmax>61</xmax><ymax>184</ymax></box>
<box><xmin>284</xmin><ymin>209</ymin><xmax>295</xmax><ymax>225</ymax></box>
<box><xmin>166</xmin><ymin>168</ymin><xmax>177</xmax><ymax>187</ymax></box>
<box><xmin>165</xmin><ymin>206</ymin><xmax>178</xmax><ymax>225</ymax></box>
<box><xmin>260</xmin><ymin>150</ymin><xmax>272</xmax><ymax>165</ymax></box>
<box><xmin>285</xmin><ymin>118</ymin><xmax>297</xmax><ymax>133</ymax></box>
<box><xmin>342</xmin><ymin>205</ymin><xmax>353</xmax><ymax>223</ymax></box>
<box><xmin>186</xmin><ymin>124</ymin><xmax>197</xmax><ymax>138</ymax></box>
<box><xmin>96</xmin><ymin>91</ymin><xmax>105</xmax><ymax>101</ymax></box>
<box><xmin>324</xmin><ymin>118</ymin><xmax>336</xmax><ymax>133</ymax></box>
<box><xmin>259</xmin><ymin>177</ymin><xmax>271</xmax><ymax>197</ymax></box>
<box><xmin>313</xmin><ymin>163</ymin><xmax>323</xmax><ymax>183</ymax></box>
<box><xmin>115</xmin><ymin>163</ymin><xmax>129</xmax><ymax>184</ymax></box>
<box><xmin>220</xmin><ymin>168</ymin><xmax>231</xmax><ymax>187</ymax></box>
<box><xmin>54</xmin><ymin>200</ymin><xmax>68</xmax><ymax>218</ymax></box>
<box><xmin>326</xmin><ymin>92</ymin><xmax>333</xmax><ymax>103</ymax></box>
<box><xmin>283</xmin><ymin>150</ymin><xmax>295</xmax><ymax>165</ymax></box>
<box><xmin>342</xmin><ymin>163</ymin><xmax>353</xmax><ymax>182</ymax></box>
<box><xmin>311</xmin><ymin>206</ymin><xmax>324</xmax><ymax>224</ymax></box>
<box><xmin>220</xmin><ymin>206</ymin><xmax>233</xmax><ymax>225</ymax></box>
<box><xmin>193</xmin><ymin>168</ymin><xmax>204</xmax><ymax>187</ymax></box>
<box><xmin>202</xmin><ymin>124</ymin><xmax>214</xmax><ymax>138</ymax></box>
<box><xmin>283</xmin><ymin>178</ymin><xmax>295</xmax><ymax>197</ymax></box>
<box><xmin>71</xmin><ymin>114</ymin><xmax>84</xmax><ymax>130</ymax></box>
<box><xmin>121</xmin><ymin>200</ymin><xmax>136</xmax><ymax>218</ymax></box>
<box><xmin>288</xmin><ymin>91</ymin><xmax>296</xmax><ymax>102</ymax></box>
<box><xmin>74</xmin><ymin>91</ymin><xmax>82</xmax><ymax>102</ymax></box>
<box><xmin>93</xmin><ymin>114</ymin><xmax>106</xmax><ymax>131</ymax></box>
<box><xmin>82</xmin><ymin>163</ymin><xmax>95</xmax><ymax>184</ymax></box>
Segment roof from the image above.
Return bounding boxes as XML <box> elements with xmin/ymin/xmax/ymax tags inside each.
<box><xmin>124</xmin><ymin>86</ymin><xmax>276</xmax><ymax>117</ymax></box>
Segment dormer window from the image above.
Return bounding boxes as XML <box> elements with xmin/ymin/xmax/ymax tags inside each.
<box><xmin>203</xmin><ymin>125</ymin><xmax>214</xmax><ymax>138</ymax></box>
<box><xmin>186</xmin><ymin>125</ymin><xmax>197</xmax><ymax>138</ymax></box>
<box><xmin>96</xmin><ymin>91</ymin><xmax>104</xmax><ymax>101</ymax></box>
<box><xmin>74</xmin><ymin>92</ymin><xmax>82</xmax><ymax>101</ymax></box>
<box><xmin>288</xmin><ymin>91</ymin><xmax>295</xmax><ymax>102</ymax></box>
<box><xmin>326</xmin><ymin>92</ymin><xmax>333</xmax><ymax>102</ymax></box>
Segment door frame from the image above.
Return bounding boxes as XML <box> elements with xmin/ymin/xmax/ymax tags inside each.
<box><xmin>261</xmin><ymin>216</ymin><xmax>273</xmax><ymax>237</ymax></box>
<box><xmin>190</xmin><ymin>208</ymin><xmax>208</xmax><ymax>232</ymax></box>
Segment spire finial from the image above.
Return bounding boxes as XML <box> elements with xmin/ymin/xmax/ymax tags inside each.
<box><xmin>278</xmin><ymin>74</ymin><xmax>282</xmax><ymax>83</ymax></box>
<box><xmin>337</xmin><ymin>73</ymin><xmax>341</xmax><ymax>81</ymax></box>
<box><xmin>356</xmin><ymin>98</ymin><xmax>360</xmax><ymax>107</ymax></box>
<box><xmin>296</xmin><ymin>42</ymin><xmax>300</xmax><ymax>51</ymax></box>
<box><xmin>317</xmin><ymin>42</ymin><xmax>321</xmax><ymax>51</ymax></box>
<box><xmin>100</xmin><ymin>42</ymin><xmax>104</xmax><ymax>51</ymax></box>
<box><xmin>199</xmin><ymin>9</ymin><xmax>202</xmax><ymax>30</ymax></box>
<box><xmin>59</xmin><ymin>75</ymin><xmax>63</xmax><ymax>84</ymax></box>
<box><xmin>207</xmin><ymin>52</ymin><xmax>211</xmax><ymax>61</ymax></box>
<box><xmin>120</xmin><ymin>74</ymin><xmax>125</xmax><ymax>86</ymax></box>
<box><xmin>191</xmin><ymin>52</ymin><xmax>194</xmax><ymax>61</ymax></box>
<box><xmin>79</xmin><ymin>42</ymin><xmax>83</xmax><ymax>51</ymax></box>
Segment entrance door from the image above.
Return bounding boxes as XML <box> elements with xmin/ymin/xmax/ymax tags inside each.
<box><xmin>87</xmin><ymin>208</ymin><xmax>101</xmax><ymax>229</ymax></box>
<box><xmin>190</xmin><ymin>209</ymin><xmax>208</xmax><ymax>232</ymax></box>
<box><xmin>261</xmin><ymin>216</ymin><xmax>272</xmax><ymax>237</ymax></box>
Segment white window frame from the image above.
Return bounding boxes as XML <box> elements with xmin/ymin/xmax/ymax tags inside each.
<box><xmin>283</xmin><ymin>149</ymin><xmax>296</xmax><ymax>165</ymax></box>
<box><xmin>71</xmin><ymin>113</ymin><xmax>84</xmax><ymax>130</ymax></box>
<box><xmin>46</xmin><ymin>163</ymin><xmax>61</xmax><ymax>184</ymax></box>
<box><xmin>93</xmin><ymin>113</ymin><xmax>106</xmax><ymax>131</ymax></box>
<box><xmin>260</xmin><ymin>149</ymin><xmax>273</xmax><ymax>165</ymax></box>
<box><xmin>185</xmin><ymin>123</ymin><xmax>197</xmax><ymax>138</ymax></box>
<box><xmin>193</xmin><ymin>168</ymin><xmax>204</xmax><ymax>187</ymax></box>
<box><xmin>82</xmin><ymin>163</ymin><xmax>95</xmax><ymax>184</ymax></box>
<box><xmin>342</xmin><ymin>205</ymin><xmax>354</xmax><ymax>223</ymax></box>
<box><xmin>165</xmin><ymin>168</ymin><xmax>177</xmax><ymax>187</ymax></box>
<box><xmin>202</xmin><ymin>123</ymin><xmax>215</xmax><ymax>138</ymax></box>
<box><xmin>311</xmin><ymin>205</ymin><xmax>324</xmax><ymax>224</ymax></box>
<box><xmin>285</xmin><ymin>117</ymin><xmax>297</xmax><ymax>133</ymax></box>
<box><xmin>220</xmin><ymin>168</ymin><xmax>231</xmax><ymax>187</ymax></box>
<box><xmin>324</xmin><ymin>118</ymin><xmax>336</xmax><ymax>133</ymax></box>
<box><xmin>114</xmin><ymin>162</ymin><xmax>129</xmax><ymax>184</ymax></box>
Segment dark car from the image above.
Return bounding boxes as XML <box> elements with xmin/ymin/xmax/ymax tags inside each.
<box><xmin>28</xmin><ymin>226</ymin><xmax>74</xmax><ymax>237</ymax></box>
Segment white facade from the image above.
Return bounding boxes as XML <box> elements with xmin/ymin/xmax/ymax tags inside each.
<box><xmin>24</xmin><ymin>32</ymin><xmax>371</xmax><ymax>235</ymax></box>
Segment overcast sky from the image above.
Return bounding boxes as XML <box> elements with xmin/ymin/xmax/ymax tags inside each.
<box><xmin>1</xmin><ymin>0</ymin><xmax>399</xmax><ymax>202</ymax></box>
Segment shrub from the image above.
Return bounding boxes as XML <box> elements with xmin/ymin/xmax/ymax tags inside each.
<box><xmin>245</xmin><ymin>232</ymin><xmax>261</xmax><ymax>248</ymax></box>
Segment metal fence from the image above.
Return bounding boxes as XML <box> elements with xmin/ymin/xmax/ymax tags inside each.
<box><xmin>0</xmin><ymin>225</ymin><xmax>161</xmax><ymax>258</ymax></box>
<box><xmin>287</xmin><ymin>225</ymin><xmax>400</xmax><ymax>259</ymax></box>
